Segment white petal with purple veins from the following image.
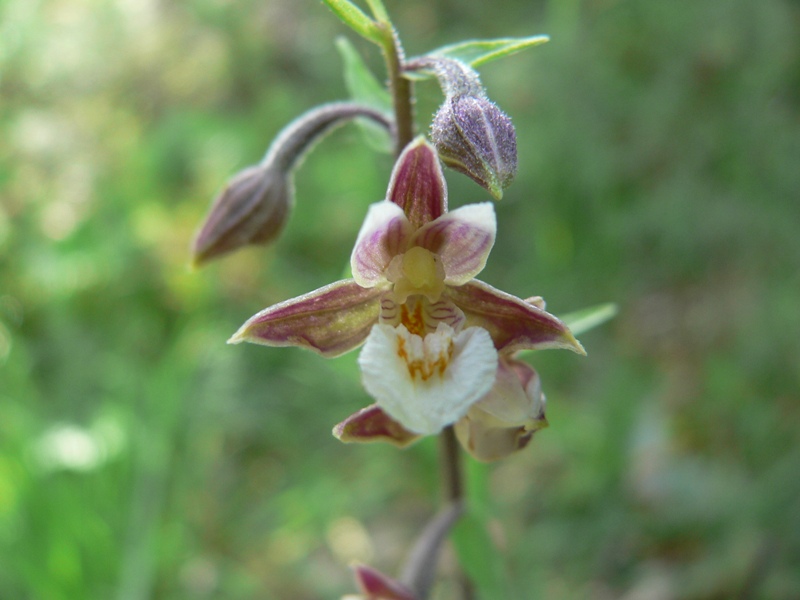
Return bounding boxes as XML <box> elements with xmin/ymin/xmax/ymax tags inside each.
<box><xmin>351</xmin><ymin>201</ymin><xmax>413</xmax><ymax>288</ymax></box>
<box><xmin>413</xmin><ymin>203</ymin><xmax>496</xmax><ymax>285</ymax></box>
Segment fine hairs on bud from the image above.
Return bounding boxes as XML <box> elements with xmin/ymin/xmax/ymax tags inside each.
<box><xmin>406</xmin><ymin>56</ymin><xmax>517</xmax><ymax>200</ymax></box>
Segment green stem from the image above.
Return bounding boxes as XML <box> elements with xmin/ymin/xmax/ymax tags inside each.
<box><xmin>378</xmin><ymin>23</ymin><xmax>414</xmax><ymax>155</ymax></box>
<box><xmin>439</xmin><ymin>426</ymin><xmax>463</xmax><ymax>503</ymax></box>
<box><xmin>439</xmin><ymin>427</ymin><xmax>475</xmax><ymax>600</ymax></box>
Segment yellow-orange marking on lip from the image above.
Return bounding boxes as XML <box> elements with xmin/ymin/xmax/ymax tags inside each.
<box><xmin>399</xmin><ymin>302</ymin><xmax>426</xmax><ymax>336</ymax></box>
<box><xmin>396</xmin><ymin>335</ymin><xmax>455</xmax><ymax>382</ymax></box>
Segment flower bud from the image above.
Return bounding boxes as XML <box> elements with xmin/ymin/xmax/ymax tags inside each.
<box><xmin>192</xmin><ymin>103</ymin><xmax>392</xmax><ymax>266</ymax></box>
<box><xmin>431</xmin><ymin>94</ymin><xmax>517</xmax><ymax>200</ymax></box>
<box><xmin>405</xmin><ymin>56</ymin><xmax>517</xmax><ymax>199</ymax></box>
<box><xmin>192</xmin><ymin>164</ymin><xmax>291</xmax><ymax>266</ymax></box>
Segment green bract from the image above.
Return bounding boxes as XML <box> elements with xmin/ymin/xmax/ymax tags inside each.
<box><xmin>431</xmin><ymin>35</ymin><xmax>550</xmax><ymax>67</ymax></box>
<box><xmin>560</xmin><ymin>303</ymin><xmax>619</xmax><ymax>337</ymax></box>
<box><xmin>321</xmin><ymin>0</ymin><xmax>383</xmax><ymax>44</ymax></box>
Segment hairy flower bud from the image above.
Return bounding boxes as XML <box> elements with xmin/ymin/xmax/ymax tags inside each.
<box><xmin>431</xmin><ymin>94</ymin><xmax>517</xmax><ymax>200</ymax></box>
<box><xmin>406</xmin><ymin>56</ymin><xmax>517</xmax><ymax>199</ymax></box>
<box><xmin>192</xmin><ymin>103</ymin><xmax>392</xmax><ymax>266</ymax></box>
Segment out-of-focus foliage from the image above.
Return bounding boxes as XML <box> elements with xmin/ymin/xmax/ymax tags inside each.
<box><xmin>1</xmin><ymin>0</ymin><xmax>798</xmax><ymax>598</ymax></box>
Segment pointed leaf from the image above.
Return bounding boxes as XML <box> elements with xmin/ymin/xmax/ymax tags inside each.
<box><xmin>228</xmin><ymin>279</ymin><xmax>385</xmax><ymax>357</ymax></box>
<box><xmin>431</xmin><ymin>35</ymin><xmax>550</xmax><ymax>67</ymax></box>
<box><xmin>322</xmin><ymin>0</ymin><xmax>383</xmax><ymax>44</ymax></box>
<box><xmin>336</xmin><ymin>37</ymin><xmax>394</xmax><ymax>153</ymax></box>
<box><xmin>560</xmin><ymin>302</ymin><xmax>618</xmax><ymax>336</ymax></box>
<box><xmin>364</xmin><ymin>0</ymin><xmax>390</xmax><ymax>24</ymax></box>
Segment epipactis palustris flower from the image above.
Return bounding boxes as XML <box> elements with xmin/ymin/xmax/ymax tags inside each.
<box><xmin>229</xmin><ymin>137</ymin><xmax>583</xmax><ymax>442</ymax></box>
<box><xmin>335</xmin><ymin>351</ymin><xmax>552</xmax><ymax>461</ymax></box>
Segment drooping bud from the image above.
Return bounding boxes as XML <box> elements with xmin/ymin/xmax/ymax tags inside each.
<box><xmin>406</xmin><ymin>57</ymin><xmax>517</xmax><ymax>199</ymax></box>
<box><xmin>192</xmin><ymin>164</ymin><xmax>290</xmax><ymax>266</ymax></box>
<box><xmin>343</xmin><ymin>504</ymin><xmax>463</xmax><ymax>600</ymax></box>
<box><xmin>192</xmin><ymin>103</ymin><xmax>393</xmax><ymax>266</ymax></box>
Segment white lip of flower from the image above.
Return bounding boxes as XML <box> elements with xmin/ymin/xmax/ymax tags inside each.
<box><xmin>358</xmin><ymin>321</ymin><xmax>498</xmax><ymax>435</ymax></box>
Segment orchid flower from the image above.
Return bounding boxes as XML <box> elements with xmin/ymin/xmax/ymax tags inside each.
<box><xmin>230</xmin><ymin>137</ymin><xmax>582</xmax><ymax>442</ymax></box>
<box><xmin>335</xmin><ymin>348</ymin><xmax>552</xmax><ymax>461</ymax></box>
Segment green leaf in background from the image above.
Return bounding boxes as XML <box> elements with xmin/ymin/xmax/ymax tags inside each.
<box><xmin>364</xmin><ymin>0</ymin><xmax>390</xmax><ymax>23</ymax></box>
<box><xmin>322</xmin><ymin>0</ymin><xmax>383</xmax><ymax>44</ymax></box>
<box><xmin>464</xmin><ymin>454</ymin><xmax>491</xmax><ymax>516</ymax></box>
<box><xmin>451</xmin><ymin>512</ymin><xmax>511</xmax><ymax>599</ymax></box>
<box><xmin>336</xmin><ymin>36</ymin><xmax>394</xmax><ymax>153</ymax></box>
<box><xmin>448</xmin><ymin>460</ymin><xmax>513</xmax><ymax>599</ymax></box>
<box><xmin>433</xmin><ymin>36</ymin><xmax>550</xmax><ymax>67</ymax></box>
<box><xmin>514</xmin><ymin>303</ymin><xmax>615</xmax><ymax>359</ymax></box>
<box><xmin>560</xmin><ymin>302</ymin><xmax>617</xmax><ymax>337</ymax></box>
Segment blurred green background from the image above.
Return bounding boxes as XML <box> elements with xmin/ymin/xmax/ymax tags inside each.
<box><xmin>1</xmin><ymin>0</ymin><xmax>799</xmax><ymax>598</ymax></box>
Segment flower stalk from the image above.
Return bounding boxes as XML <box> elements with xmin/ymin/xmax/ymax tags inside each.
<box><xmin>439</xmin><ymin>426</ymin><xmax>463</xmax><ymax>504</ymax></box>
<box><xmin>439</xmin><ymin>426</ymin><xmax>474</xmax><ymax>600</ymax></box>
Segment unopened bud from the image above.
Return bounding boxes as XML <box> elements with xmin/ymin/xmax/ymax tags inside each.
<box><xmin>192</xmin><ymin>165</ymin><xmax>290</xmax><ymax>266</ymax></box>
<box><xmin>431</xmin><ymin>94</ymin><xmax>517</xmax><ymax>200</ymax></box>
<box><xmin>192</xmin><ymin>103</ymin><xmax>392</xmax><ymax>266</ymax></box>
<box><xmin>406</xmin><ymin>56</ymin><xmax>517</xmax><ymax>199</ymax></box>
